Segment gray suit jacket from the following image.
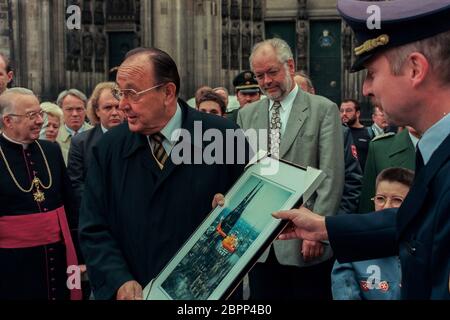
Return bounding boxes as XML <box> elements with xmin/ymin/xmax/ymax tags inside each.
<box><xmin>237</xmin><ymin>89</ymin><xmax>344</xmax><ymax>267</ymax></box>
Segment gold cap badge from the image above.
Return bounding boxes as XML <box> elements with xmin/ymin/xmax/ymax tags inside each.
<box><xmin>354</xmin><ymin>34</ymin><xmax>390</xmax><ymax>56</ymax></box>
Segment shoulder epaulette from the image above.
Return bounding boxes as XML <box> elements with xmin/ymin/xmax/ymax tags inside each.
<box><xmin>372</xmin><ymin>132</ymin><xmax>395</xmax><ymax>142</ymax></box>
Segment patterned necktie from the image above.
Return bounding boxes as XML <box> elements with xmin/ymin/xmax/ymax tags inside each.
<box><xmin>269</xmin><ymin>101</ymin><xmax>282</xmax><ymax>157</ymax></box>
<box><xmin>151</xmin><ymin>132</ymin><xmax>169</xmax><ymax>169</ymax></box>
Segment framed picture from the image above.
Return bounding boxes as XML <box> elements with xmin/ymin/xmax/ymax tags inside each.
<box><xmin>143</xmin><ymin>156</ymin><xmax>325</xmax><ymax>300</ymax></box>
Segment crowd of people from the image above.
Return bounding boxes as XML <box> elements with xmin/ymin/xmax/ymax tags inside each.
<box><xmin>0</xmin><ymin>0</ymin><xmax>448</xmax><ymax>300</ymax></box>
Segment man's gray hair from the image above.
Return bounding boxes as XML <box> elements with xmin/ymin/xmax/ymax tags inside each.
<box><xmin>250</xmin><ymin>38</ymin><xmax>294</xmax><ymax>68</ymax></box>
<box><xmin>56</xmin><ymin>89</ymin><xmax>88</xmax><ymax>107</ymax></box>
<box><xmin>0</xmin><ymin>87</ymin><xmax>36</xmax><ymax>128</ymax></box>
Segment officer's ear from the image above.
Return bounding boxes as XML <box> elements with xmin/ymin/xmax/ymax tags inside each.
<box><xmin>407</xmin><ymin>52</ymin><xmax>430</xmax><ymax>88</ymax></box>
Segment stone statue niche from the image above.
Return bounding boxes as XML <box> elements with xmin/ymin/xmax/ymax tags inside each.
<box><xmin>222</xmin><ymin>0</ymin><xmax>229</xmax><ymax>18</ymax></box>
<box><xmin>94</xmin><ymin>0</ymin><xmax>105</xmax><ymax>25</ymax></box>
<box><xmin>82</xmin><ymin>0</ymin><xmax>93</xmax><ymax>24</ymax></box>
<box><xmin>253</xmin><ymin>0</ymin><xmax>262</xmax><ymax>21</ymax></box>
<box><xmin>107</xmin><ymin>0</ymin><xmax>135</xmax><ymax>21</ymax></box>
<box><xmin>253</xmin><ymin>22</ymin><xmax>263</xmax><ymax>45</ymax></box>
<box><xmin>222</xmin><ymin>19</ymin><xmax>230</xmax><ymax>69</ymax></box>
<box><xmin>242</xmin><ymin>0</ymin><xmax>251</xmax><ymax>21</ymax></box>
<box><xmin>241</xmin><ymin>22</ymin><xmax>251</xmax><ymax>69</ymax></box>
<box><xmin>298</xmin><ymin>0</ymin><xmax>307</xmax><ymax>20</ymax></box>
<box><xmin>134</xmin><ymin>0</ymin><xmax>140</xmax><ymax>22</ymax></box>
<box><xmin>82</xmin><ymin>27</ymin><xmax>94</xmax><ymax>72</ymax></box>
<box><xmin>95</xmin><ymin>28</ymin><xmax>107</xmax><ymax>73</ymax></box>
<box><xmin>230</xmin><ymin>21</ymin><xmax>240</xmax><ymax>70</ymax></box>
<box><xmin>343</xmin><ymin>24</ymin><xmax>353</xmax><ymax>70</ymax></box>
<box><xmin>66</xmin><ymin>31</ymin><xmax>81</xmax><ymax>72</ymax></box>
<box><xmin>230</xmin><ymin>0</ymin><xmax>239</xmax><ymax>20</ymax></box>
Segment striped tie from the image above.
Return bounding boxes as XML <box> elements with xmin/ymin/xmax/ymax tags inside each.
<box><xmin>151</xmin><ymin>133</ymin><xmax>169</xmax><ymax>169</ymax></box>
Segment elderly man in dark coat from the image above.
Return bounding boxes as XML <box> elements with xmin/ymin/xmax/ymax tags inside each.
<box><xmin>79</xmin><ymin>48</ymin><xmax>249</xmax><ymax>300</ymax></box>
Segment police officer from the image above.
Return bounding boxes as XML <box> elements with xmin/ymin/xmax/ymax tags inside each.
<box><xmin>226</xmin><ymin>70</ymin><xmax>261</xmax><ymax>123</ymax></box>
<box><xmin>272</xmin><ymin>0</ymin><xmax>450</xmax><ymax>299</ymax></box>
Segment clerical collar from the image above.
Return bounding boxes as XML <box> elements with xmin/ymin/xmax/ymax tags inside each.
<box><xmin>101</xmin><ymin>124</ymin><xmax>108</xmax><ymax>134</ymax></box>
<box><xmin>1</xmin><ymin>132</ymin><xmax>31</xmax><ymax>149</ymax></box>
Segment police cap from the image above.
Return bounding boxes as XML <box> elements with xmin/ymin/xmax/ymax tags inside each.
<box><xmin>337</xmin><ymin>0</ymin><xmax>450</xmax><ymax>72</ymax></box>
<box><xmin>233</xmin><ymin>71</ymin><xmax>260</xmax><ymax>93</ymax></box>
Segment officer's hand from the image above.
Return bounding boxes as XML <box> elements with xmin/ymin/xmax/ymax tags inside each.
<box><xmin>272</xmin><ymin>206</ymin><xmax>328</xmax><ymax>241</ymax></box>
<box><xmin>116</xmin><ymin>280</ymin><xmax>143</xmax><ymax>300</ymax></box>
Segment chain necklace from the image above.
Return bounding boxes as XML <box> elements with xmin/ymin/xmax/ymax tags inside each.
<box><xmin>0</xmin><ymin>140</ymin><xmax>52</xmax><ymax>203</ymax></box>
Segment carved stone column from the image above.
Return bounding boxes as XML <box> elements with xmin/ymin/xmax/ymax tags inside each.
<box><xmin>296</xmin><ymin>0</ymin><xmax>308</xmax><ymax>73</ymax></box>
<box><xmin>296</xmin><ymin>20</ymin><xmax>308</xmax><ymax>72</ymax></box>
<box><xmin>82</xmin><ymin>26</ymin><xmax>94</xmax><ymax>72</ymax></box>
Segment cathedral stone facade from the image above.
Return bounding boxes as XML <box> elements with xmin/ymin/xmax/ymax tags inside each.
<box><xmin>0</xmin><ymin>0</ymin><xmax>371</xmax><ymax>115</ymax></box>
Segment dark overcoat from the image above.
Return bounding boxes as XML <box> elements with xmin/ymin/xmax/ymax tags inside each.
<box><xmin>79</xmin><ymin>101</ymin><xmax>249</xmax><ymax>299</ymax></box>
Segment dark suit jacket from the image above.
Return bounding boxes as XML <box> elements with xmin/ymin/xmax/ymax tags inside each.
<box><xmin>359</xmin><ymin>129</ymin><xmax>415</xmax><ymax>213</ymax></box>
<box><xmin>79</xmin><ymin>101</ymin><xmax>249</xmax><ymax>299</ymax></box>
<box><xmin>226</xmin><ymin>108</ymin><xmax>239</xmax><ymax>123</ymax></box>
<box><xmin>67</xmin><ymin>125</ymin><xmax>104</xmax><ymax>211</ymax></box>
<box><xmin>339</xmin><ymin>125</ymin><xmax>363</xmax><ymax>214</ymax></box>
<box><xmin>327</xmin><ymin>133</ymin><xmax>450</xmax><ymax>299</ymax></box>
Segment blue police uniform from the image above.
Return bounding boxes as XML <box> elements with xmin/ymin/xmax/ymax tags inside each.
<box><xmin>325</xmin><ymin>0</ymin><xmax>450</xmax><ymax>300</ymax></box>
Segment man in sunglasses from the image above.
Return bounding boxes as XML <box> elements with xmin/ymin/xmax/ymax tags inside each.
<box><xmin>0</xmin><ymin>88</ymin><xmax>81</xmax><ymax>300</ymax></box>
<box><xmin>79</xmin><ymin>48</ymin><xmax>250</xmax><ymax>300</ymax></box>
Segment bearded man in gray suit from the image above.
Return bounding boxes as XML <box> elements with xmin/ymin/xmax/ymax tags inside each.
<box><xmin>237</xmin><ymin>38</ymin><xmax>344</xmax><ymax>299</ymax></box>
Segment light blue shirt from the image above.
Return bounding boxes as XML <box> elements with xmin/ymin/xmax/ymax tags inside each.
<box><xmin>371</xmin><ymin>123</ymin><xmax>385</xmax><ymax>137</ymax></box>
<box><xmin>417</xmin><ymin>113</ymin><xmax>450</xmax><ymax>164</ymax></box>
<box><xmin>65</xmin><ymin>123</ymin><xmax>90</xmax><ymax>136</ymax></box>
<box><xmin>269</xmin><ymin>84</ymin><xmax>299</xmax><ymax>137</ymax></box>
<box><xmin>148</xmin><ymin>103</ymin><xmax>182</xmax><ymax>155</ymax></box>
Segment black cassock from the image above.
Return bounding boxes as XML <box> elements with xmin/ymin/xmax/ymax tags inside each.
<box><xmin>0</xmin><ymin>135</ymin><xmax>77</xmax><ymax>300</ymax></box>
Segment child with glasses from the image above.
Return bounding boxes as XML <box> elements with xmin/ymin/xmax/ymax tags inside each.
<box><xmin>331</xmin><ymin>167</ymin><xmax>414</xmax><ymax>300</ymax></box>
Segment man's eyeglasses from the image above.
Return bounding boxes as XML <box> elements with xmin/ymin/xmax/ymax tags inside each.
<box><xmin>112</xmin><ymin>83</ymin><xmax>165</xmax><ymax>102</ymax></box>
<box><xmin>371</xmin><ymin>195</ymin><xmax>405</xmax><ymax>208</ymax></box>
<box><xmin>255</xmin><ymin>68</ymin><xmax>281</xmax><ymax>81</ymax></box>
<box><xmin>7</xmin><ymin>109</ymin><xmax>46</xmax><ymax>121</ymax></box>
